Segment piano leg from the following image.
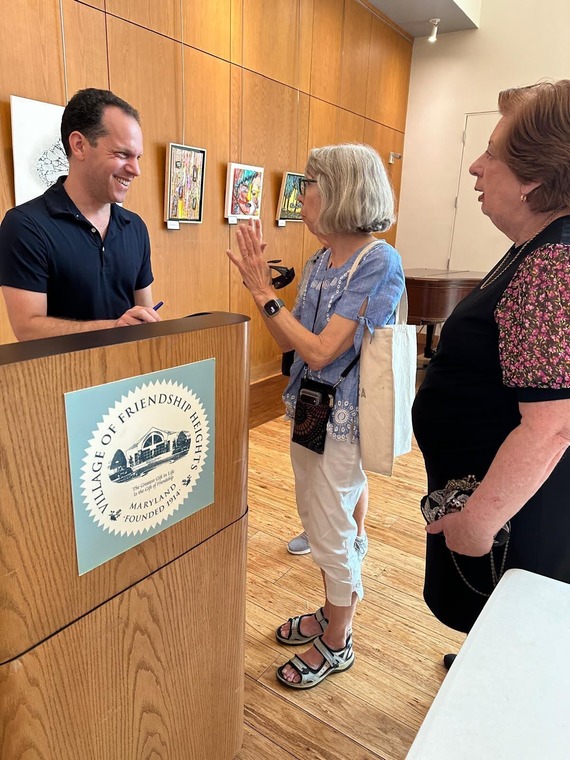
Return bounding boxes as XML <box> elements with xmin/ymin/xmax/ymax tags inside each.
<box><xmin>424</xmin><ymin>323</ymin><xmax>437</xmax><ymax>359</ymax></box>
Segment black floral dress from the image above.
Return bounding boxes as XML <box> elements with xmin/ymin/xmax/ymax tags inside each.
<box><xmin>412</xmin><ymin>216</ymin><xmax>570</xmax><ymax>632</ymax></box>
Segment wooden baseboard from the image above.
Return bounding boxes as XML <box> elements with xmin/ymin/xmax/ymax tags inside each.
<box><xmin>249</xmin><ymin>373</ymin><xmax>288</xmax><ymax>429</ymax></box>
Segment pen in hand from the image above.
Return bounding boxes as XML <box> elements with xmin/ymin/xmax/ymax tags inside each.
<box><xmin>153</xmin><ymin>301</ymin><xmax>164</xmax><ymax>311</ymax></box>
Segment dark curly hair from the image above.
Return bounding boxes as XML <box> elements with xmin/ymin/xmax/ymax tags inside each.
<box><xmin>61</xmin><ymin>88</ymin><xmax>140</xmax><ymax>157</ymax></box>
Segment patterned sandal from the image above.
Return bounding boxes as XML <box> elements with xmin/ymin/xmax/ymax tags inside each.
<box><xmin>275</xmin><ymin>607</ymin><xmax>329</xmax><ymax>646</ymax></box>
<box><xmin>276</xmin><ymin>634</ymin><xmax>355</xmax><ymax>690</ymax></box>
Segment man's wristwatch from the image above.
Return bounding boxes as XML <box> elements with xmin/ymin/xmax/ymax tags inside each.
<box><xmin>263</xmin><ymin>298</ymin><xmax>285</xmax><ymax>317</ymax></box>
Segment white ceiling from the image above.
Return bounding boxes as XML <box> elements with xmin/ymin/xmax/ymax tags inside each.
<box><xmin>367</xmin><ymin>0</ymin><xmax>479</xmax><ymax>37</ymax></box>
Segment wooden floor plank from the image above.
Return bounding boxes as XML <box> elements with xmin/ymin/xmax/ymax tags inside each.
<box><xmin>242</xmin><ymin>677</ymin><xmax>386</xmax><ymax>760</ymax></box>
<box><xmin>235</xmin><ymin>718</ymin><xmax>298</xmax><ymax>760</ymax></box>
<box><xmin>255</xmin><ymin>668</ymin><xmax>415</xmax><ymax>760</ymax></box>
<box><xmin>240</xmin><ymin>416</ymin><xmax>466</xmax><ymax>760</ymax></box>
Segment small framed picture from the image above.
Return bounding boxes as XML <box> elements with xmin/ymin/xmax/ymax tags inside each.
<box><xmin>276</xmin><ymin>172</ymin><xmax>304</xmax><ymax>222</ymax></box>
<box><xmin>164</xmin><ymin>143</ymin><xmax>206</xmax><ymax>223</ymax></box>
<box><xmin>224</xmin><ymin>162</ymin><xmax>264</xmax><ymax>219</ymax></box>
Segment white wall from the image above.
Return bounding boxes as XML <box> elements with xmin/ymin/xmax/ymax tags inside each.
<box><xmin>396</xmin><ymin>0</ymin><xmax>570</xmax><ymax>269</ymax></box>
<box><xmin>454</xmin><ymin>0</ymin><xmax>482</xmax><ymax>26</ymax></box>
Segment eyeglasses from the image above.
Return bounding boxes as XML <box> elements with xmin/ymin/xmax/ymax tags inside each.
<box><xmin>268</xmin><ymin>260</ymin><xmax>296</xmax><ymax>289</ymax></box>
<box><xmin>298</xmin><ymin>177</ymin><xmax>317</xmax><ymax>195</ymax></box>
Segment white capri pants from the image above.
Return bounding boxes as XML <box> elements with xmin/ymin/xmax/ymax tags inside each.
<box><xmin>290</xmin><ymin>433</ymin><xmax>367</xmax><ymax>606</ymax></box>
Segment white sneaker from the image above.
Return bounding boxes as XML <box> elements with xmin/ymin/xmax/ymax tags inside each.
<box><xmin>355</xmin><ymin>532</ymin><xmax>368</xmax><ymax>563</ymax></box>
<box><xmin>287</xmin><ymin>531</ymin><xmax>310</xmax><ymax>555</ymax></box>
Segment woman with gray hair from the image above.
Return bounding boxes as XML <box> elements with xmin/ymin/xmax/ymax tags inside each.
<box><xmin>227</xmin><ymin>143</ymin><xmax>405</xmax><ymax>689</ymax></box>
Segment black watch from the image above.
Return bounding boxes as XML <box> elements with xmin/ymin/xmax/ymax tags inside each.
<box><xmin>263</xmin><ymin>298</ymin><xmax>285</xmax><ymax>317</ymax></box>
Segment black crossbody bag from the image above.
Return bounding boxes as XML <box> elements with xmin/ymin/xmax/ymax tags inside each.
<box><xmin>291</xmin><ymin>274</ymin><xmax>359</xmax><ymax>454</ymax></box>
<box><xmin>292</xmin><ymin>357</ymin><xmax>358</xmax><ymax>454</ymax></box>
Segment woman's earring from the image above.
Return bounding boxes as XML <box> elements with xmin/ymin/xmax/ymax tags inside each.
<box><xmin>520</xmin><ymin>193</ymin><xmax>528</xmax><ymax>202</ymax></box>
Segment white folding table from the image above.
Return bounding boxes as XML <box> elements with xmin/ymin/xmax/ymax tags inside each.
<box><xmin>407</xmin><ymin>569</ymin><xmax>570</xmax><ymax>759</ymax></box>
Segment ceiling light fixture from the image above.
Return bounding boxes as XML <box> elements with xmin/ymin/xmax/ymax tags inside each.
<box><xmin>428</xmin><ymin>18</ymin><xmax>440</xmax><ymax>43</ymax></box>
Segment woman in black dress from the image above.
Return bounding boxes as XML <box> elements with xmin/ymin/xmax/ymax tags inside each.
<box><xmin>413</xmin><ymin>80</ymin><xmax>570</xmax><ymax>638</ymax></box>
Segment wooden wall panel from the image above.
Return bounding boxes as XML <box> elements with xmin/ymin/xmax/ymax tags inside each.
<box><xmin>296</xmin><ymin>90</ymin><xmax>311</xmax><ymax>169</ymax></box>
<box><xmin>298</xmin><ymin>0</ymin><xmax>315</xmax><ymax>94</ymax></box>
<box><xmin>105</xmin><ymin>0</ymin><xmax>181</xmax><ymax>40</ymax></box>
<box><xmin>309</xmin><ymin>0</ymin><xmax>343</xmax><ymax>104</ymax></box>
<box><xmin>366</xmin><ymin>15</ymin><xmax>412</xmax><ymax>132</ymax></box>
<box><xmin>242</xmin><ymin>0</ymin><xmax>301</xmax><ymax>90</ymax></box>
<box><xmin>78</xmin><ymin>0</ymin><xmax>105</xmax><ymax>9</ymax></box>
<box><xmin>63</xmin><ymin>0</ymin><xmax>109</xmax><ymax>93</ymax></box>
<box><xmin>182</xmin><ymin>0</ymin><xmax>231</xmax><ymax>60</ymax></box>
<box><xmin>0</xmin><ymin>0</ymin><xmax>65</xmax><ymax>216</ymax></box>
<box><xmin>308</xmin><ymin>97</ymin><xmax>339</xmax><ymax>151</ymax></box>
<box><xmin>339</xmin><ymin>0</ymin><xmax>372</xmax><ymax>116</ymax></box>
<box><xmin>364</xmin><ymin>119</ymin><xmax>405</xmax><ymax>248</ymax></box>
<box><xmin>337</xmin><ymin>108</ymin><xmax>365</xmax><ymax>143</ymax></box>
<box><xmin>230</xmin><ymin>72</ymin><xmax>309</xmax><ymax>379</ymax></box>
<box><xmin>230</xmin><ymin>0</ymin><xmax>244</xmax><ymax>65</ymax></box>
<box><xmin>175</xmin><ymin>46</ymin><xmax>232</xmax><ymax>314</ymax></box>
<box><xmin>0</xmin><ymin>302</ymin><xmax>14</xmax><ymax>344</ymax></box>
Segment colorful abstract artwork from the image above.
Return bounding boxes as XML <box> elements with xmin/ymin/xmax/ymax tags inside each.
<box><xmin>165</xmin><ymin>143</ymin><xmax>206</xmax><ymax>223</ymax></box>
<box><xmin>276</xmin><ymin>172</ymin><xmax>303</xmax><ymax>222</ymax></box>
<box><xmin>224</xmin><ymin>162</ymin><xmax>264</xmax><ymax>219</ymax></box>
<box><xmin>10</xmin><ymin>95</ymin><xmax>67</xmax><ymax>206</ymax></box>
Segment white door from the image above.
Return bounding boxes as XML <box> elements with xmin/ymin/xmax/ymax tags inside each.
<box><xmin>449</xmin><ymin>111</ymin><xmax>509</xmax><ymax>272</ymax></box>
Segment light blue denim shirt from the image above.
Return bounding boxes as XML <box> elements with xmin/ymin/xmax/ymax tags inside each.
<box><xmin>283</xmin><ymin>240</ymin><xmax>405</xmax><ymax>443</ymax></box>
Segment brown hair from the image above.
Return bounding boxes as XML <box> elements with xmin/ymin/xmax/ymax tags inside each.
<box><xmin>498</xmin><ymin>80</ymin><xmax>570</xmax><ymax>212</ymax></box>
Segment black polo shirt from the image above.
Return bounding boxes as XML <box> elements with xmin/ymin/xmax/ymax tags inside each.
<box><xmin>0</xmin><ymin>177</ymin><xmax>153</xmax><ymax>320</ymax></box>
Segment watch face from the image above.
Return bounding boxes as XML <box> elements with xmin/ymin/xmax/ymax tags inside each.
<box><xmin>264</xmin><ymin>299</ymin><xmax>283</xmax><ymax>316</ymax></box>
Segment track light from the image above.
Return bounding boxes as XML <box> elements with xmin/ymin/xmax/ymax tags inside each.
<box><xmin>428</xmin><ymin>18</ymin><xmax>440</xmax><ymax>43</ymax></box>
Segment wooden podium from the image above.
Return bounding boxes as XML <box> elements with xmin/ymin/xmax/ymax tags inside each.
<box><xmin>0</xmin><ymin>313</ymin><xmax>249</xmax><ymax>760</ymax></box>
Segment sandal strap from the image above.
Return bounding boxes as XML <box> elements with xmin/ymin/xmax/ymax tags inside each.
<box><xmin>315</xmin><ymin>607</ymin><xmax>329</xmax><ymax>632</ymax></box>
<box><xmin>281</xmin><ymin>635</ymin><xmax>354</xmax><ymax>687</ymax></box>
<box><xmin>314</xmin><ymin>634</ymin><xmax>353</xmax><ymax>669</ymax></box>
<box><xmin>289</xmin><ymin>616</ymin><xmax>302</xmax><ymax>639</ymax></box>
<box><xmin>280</xmin><ymin>608</ymin><xmax>329</xmax><ymax>643</ymax></box>
<box><xmin>288</xmin><ymin>655</ymin><xmax>312</xmax><ymax>677</ymax></box>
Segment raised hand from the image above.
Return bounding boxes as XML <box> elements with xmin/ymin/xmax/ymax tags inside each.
<box><xmin>226</xmin><ymin>218</ymin><xmax>272</xmax><ymax>297</ymax></box>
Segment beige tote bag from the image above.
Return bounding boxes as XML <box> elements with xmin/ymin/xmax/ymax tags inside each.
<box><xmin>347</xmin><ymin>245</ymin><xmax>416</xmax><ymax>476</ymax></box>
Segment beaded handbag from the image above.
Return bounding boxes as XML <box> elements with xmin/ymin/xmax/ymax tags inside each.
<box><xmin>421</xmin><ymin>475</ymin><xmax>511</xmax><ymax>597</ymax></box>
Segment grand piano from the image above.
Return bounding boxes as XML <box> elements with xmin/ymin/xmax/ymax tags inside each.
<box><xmin>405</xmin><ymin>268</ymin><xmax>487</xmax><ymax>358</ymax></box>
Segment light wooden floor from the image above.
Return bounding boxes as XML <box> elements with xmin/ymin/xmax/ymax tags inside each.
<box><xmin>236</xmin><ymin>416</ymin><xmax>465</xmax><ymax>760</ymax></box>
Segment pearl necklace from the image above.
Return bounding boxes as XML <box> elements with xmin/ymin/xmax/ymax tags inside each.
<box><xmin>479</xmin><ymin>211</ymin><xmax>558</xmax><ymax>290</ymax></box>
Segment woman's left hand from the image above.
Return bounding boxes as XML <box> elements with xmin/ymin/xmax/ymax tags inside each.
<box><xmin>426</xmin><ymin>510</ymin><xmax>495</xmax><ymax>556</ymax></box>
<box><xmin>226</xmin><ymin>219</ymin><xmax>273</xmax><ymax>299</ymax></box>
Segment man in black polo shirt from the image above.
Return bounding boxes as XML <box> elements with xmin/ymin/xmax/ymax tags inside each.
<box><xmin>0</xmin><ymin>88</ymin><xmax>160</xmax><ymax>341</ymax></box>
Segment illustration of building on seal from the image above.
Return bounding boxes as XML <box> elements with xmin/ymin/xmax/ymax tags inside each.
<box><xmin>109</xmin><ymin>426</ymin><xmax>191</xmax><ymax>483</ymax></box>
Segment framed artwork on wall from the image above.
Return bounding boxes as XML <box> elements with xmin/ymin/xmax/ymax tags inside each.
<box><xmin>224</xmin><ymin>162</ymin><xmax>264</xmax><ymax>219</ymax></box>
<box><xmin>164</xmin><ymin>143</ymin><xmax>207</xmax><ymax>223</ymax></box>
<box><xmin>276</xmin><ymin>172</ymin><xmax>303</xmax><ymax>222</ymax></box>
<box><xmin>10</xmin><ymin>95</ymin><xmax>67</xmax><ymax>206</ymax></box>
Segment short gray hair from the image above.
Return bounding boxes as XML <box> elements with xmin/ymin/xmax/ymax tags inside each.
<box><xmin>305</xmin><ymin>143</ymin><xmax>395</xmax><ymax>234</ymax></box>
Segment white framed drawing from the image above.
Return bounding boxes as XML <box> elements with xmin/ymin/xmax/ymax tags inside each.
<box><xmin>10</xmin><ymin>95</ymin><xmax>67</xmax><ymax>206</ymax></box>
<box><xmin>224</xmin><ymin>162</ymin><xmax>264</xmax><ymax>219</ymax></box>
